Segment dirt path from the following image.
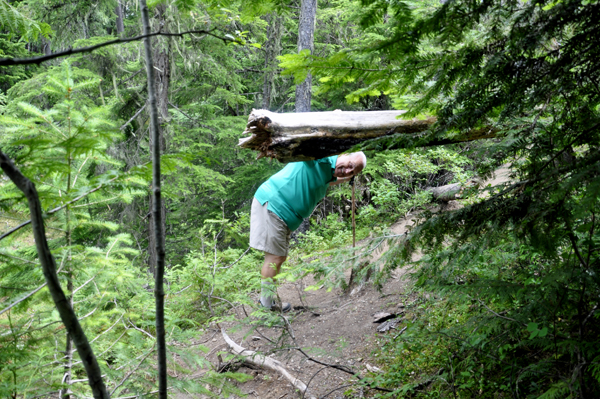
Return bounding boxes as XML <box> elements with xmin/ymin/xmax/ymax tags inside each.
<box><xmin>176</xmin><ymin>167</ymin><xmax>513</xmax><ymax>399</ymax></box>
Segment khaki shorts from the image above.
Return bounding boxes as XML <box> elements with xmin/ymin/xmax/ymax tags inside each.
<box><xmin>250</xmin><ymin>198</ymin><xmax>291</xmax><ymax>257</ymax></box>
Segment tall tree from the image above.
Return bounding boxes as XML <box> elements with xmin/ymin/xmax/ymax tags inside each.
<box><xmin>295</xmin><ymin>0</ymin><xmax>317</xmax><ymax>112</ymax></box>
<box><xmin>262</xmin><ymin>11</ymin><xmax>283</xmax><ymax>110</ymax></box>
<box><xmin>115</xmin><ymin>0</ymin><xmax>125</xmax><ymax>34</ymax></box>
<box><xmin>147</xmin><ymin>3</ymin><xmax>169</xmax><ymax>274</ymax></box>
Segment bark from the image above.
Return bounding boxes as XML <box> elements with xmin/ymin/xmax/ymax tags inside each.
<box><xmin>0</xmin><ymin>151</ymin><xmax>109</xmax><ymax>399</ymax></box>
<box><xmin>147</xmin><ymin>3</ymin><xmax>169</xmax><ymax>275</ymax></box>
<box><xmin>139</xmin><ymin>1</ymin><xmax>168</xmax><ymax>398</ymax></box>
<box><xmin>239</xmin><ymin>109</ymin><xmax>498</xmax><ymax>162</ymax></box>
<box><xmin>262</xmin><ymin>12</ymin><xmax>283</xmax><ymax>110</ymax></box>
<box><xmin>295</xmin><ymin>0</ymin><xmax>317</xmax><ymax>112</ymax></box>
<box><xmin>43</xmin><ymin>37</ymin><xmax>52</xmax><ymax>55</ymax></box>
<box><xmin>115</xmin><ymin>0</ymin><xmax>125</xmax><ymax>35</ymax></box>
<box><xmin>60</xmin><ymin>149</ymin><xmax>75</xmax><ymax>399</ymax></box>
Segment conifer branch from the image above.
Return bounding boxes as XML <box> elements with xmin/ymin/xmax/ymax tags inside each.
<box><xmin>0</xmin><ymin>282</ymin><xmax>47</xmax><ymax>316</ymax></box>
<box><xmin>0</xmin><ymin>29</ymin><xmax>242</xmax><ymax>66</ymax></box>
<box><xmin>120</xmin><ymin>105</ymin><xmax>146</xmax><ymax>130</ymax></box>
<box><xmin>0</xmin><ymin>150</ymin><xmax>109</xmax><ymax>399</ymax></box>
<box><xmin>0</xmin><ymin>175</ymin><xmax>120</xmax><ymax>242</ymax></box>
<box><xmin>109</xmin><ymin>345</ymin><xmax>155</xmax><ymax>396</ymax></box>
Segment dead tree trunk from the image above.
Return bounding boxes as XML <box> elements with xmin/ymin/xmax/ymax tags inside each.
<box><xmin>238</xmin><ymin>109</ymin><xmax>498</xmax><ymax>162</ymax></box>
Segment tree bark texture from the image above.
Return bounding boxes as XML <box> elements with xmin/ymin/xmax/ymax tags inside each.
<box><xmin>238</xmin><ymin>109</ymin><xmax>498</xmax><ymax>162</ymax></box>
<box><xmin>115</xmin><ymin>0</ymin><xmax>125</xmax><ymax>35</ymax></box>
<box><xmin>262</xmin><ymin>12</ymin><xmax>283</xmax><ymax>110</ymax></box>
<box><xmin>0</xmin><ymin>151</ymin><xmax>109</xmax><ymax>399</ymax></box>
<box><xmin>295</xmin><ymin>0</ymin><xmax>317</xmax><ymax>112</ymax></box>
<box><xmin>147</xmin><ymin>3</ymin><xmax>169</xmax><ymax>275</ymax></box>
<box><xmin>139</xmin><ymin>1</ymin><xmax>168</xmax><ymax>398</ymax></box>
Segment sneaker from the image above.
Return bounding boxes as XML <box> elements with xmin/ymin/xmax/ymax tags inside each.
<box><xmin>258</xmin><ymin>300</ymin><xmax>292</xmax><ymax>313</ymax></box>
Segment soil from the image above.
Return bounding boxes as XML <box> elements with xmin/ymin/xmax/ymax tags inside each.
<box><xmin>175</xmin><ymin>167</ymin><xmax>513</xmax><ymax>399</ymax></box>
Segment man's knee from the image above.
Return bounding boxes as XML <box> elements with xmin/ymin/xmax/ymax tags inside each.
<box><xmin>262</xmin><ymin>252</ymin><xmax>287</xmax><ymax>278</ymax></box>
<box><xmin>265</xmin><ymin>252</ymin><xmax>287</xmax><ymax>267</ymax></box>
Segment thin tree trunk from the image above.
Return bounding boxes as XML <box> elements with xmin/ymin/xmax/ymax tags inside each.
<box><xmin>262</xmin><ymin>12</ymin><xmax>283</xmax><ymax>110</ymax></box>
<box><xmin>43</xmin><ymin>37</ymin><xmax>52</xmax><ymax>55</ymax></box>
<box><xmin>60</xmin><ymin>120</ymin><xmax>75</xmax><ymax>399</ymax></box>
<box><xmin>147</xmin><ymin>4</ymin><xmax>169</xmax><ymax>275</ymax></box>
<box><xmin>60</xmin><ymin>229</ymin><xmax>74</xmax><ymax>399</ymax></box>
<box><xmin>0</xmin><ymin>151</ymin><xmax>109</xmax><ymax>399</ymax></box>
<box><xmin>295</xmin><ymin>0</ymin><xmax>317</xmax><ymax>112</ymax></box>
<box><xmin>116</xmin><ymin>0</ymin><xmax>125</xmax><ymax>35</ymax></box>
<box><xmin>139</xmin><ymin>1</ymin><xmax>167</xmax><ymax>398</ymax></box>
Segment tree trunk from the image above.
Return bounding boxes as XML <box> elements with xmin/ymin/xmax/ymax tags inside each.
<box><xmin>0</xmin><ymin>151</ymin><xmax>109</xmax><ymax>399</ymax></box>
<box><xmin>295</xmin><ymin>0</ymin><xmax>317</xmax><ymax>112</ymax></box>
<box><xmin>262</xmin><ymin>12</ymin><xmax>283</xmax><ymax>110</ymax></box>
<box><xmin>147</xmin><ymin>4</ymin><xmax>169</xmax><ymax>275</ymax></box>
<box><xmin>238</xmin><ymin>109</ymin><xmax>498</xmax><ymax>162</ymax></box>
<box><xmin>139</xmin><ymin>1</ymin><xmax>168</xmax><ymax>398</ymax></box>
<box><xmin>115</xmin><ymin>0</ymin><xmax>125</xmax><ymax>35</ymax></box>
<box><xmin>43</xmin><ymin>38</ymin><xmax>52</xmax><ymax>55</ymax></box>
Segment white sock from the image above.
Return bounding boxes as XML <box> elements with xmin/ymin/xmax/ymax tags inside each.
<box><xmin>260</xmin><ymin>280</ymin><xmax>274</xmax><ymax>308</ymax></box>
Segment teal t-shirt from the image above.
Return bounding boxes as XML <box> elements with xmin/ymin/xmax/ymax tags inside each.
<box><xmin>255</xmin><ymin>156</ymin><xmax>338</xmax><ymax>231</ymax></box>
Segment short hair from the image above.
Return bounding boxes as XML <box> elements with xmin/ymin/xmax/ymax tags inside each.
<box><xmin>354</xmin><ymin>151</ymin><xmax>367</xmax><ymax>170</ymax></box>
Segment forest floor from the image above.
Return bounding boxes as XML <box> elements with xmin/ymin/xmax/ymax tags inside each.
<box><xmin>176</xmin><ymin>167</ymin><xmax>513</xmax><ymax>399</ymax></box>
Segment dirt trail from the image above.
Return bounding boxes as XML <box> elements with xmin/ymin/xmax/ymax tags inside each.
<box><xmin>176</xmin><ymin>167</ymin><xmax>513</xmax><ymax>399</ymax></box>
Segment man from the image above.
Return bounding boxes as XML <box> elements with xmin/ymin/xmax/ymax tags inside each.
<box><xmin>250</xmin><ymin>152</ymin><xmax>367</xmax><ymax>311</ymax></box>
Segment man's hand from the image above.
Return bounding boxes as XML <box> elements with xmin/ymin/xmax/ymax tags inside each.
<box><xmin>329</xmin><ymin>176</ymin><xmax>352</xmax><ymax>186</ymax></box>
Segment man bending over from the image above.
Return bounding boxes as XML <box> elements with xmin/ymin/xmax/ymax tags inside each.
<box><xmin>250</xmin><ymin>152</ymin><xmax>367</xmax><ymax>311</ymax></box>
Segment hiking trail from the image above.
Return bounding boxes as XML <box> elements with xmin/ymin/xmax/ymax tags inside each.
<box><xmin>175</xmin><ymin>167</ymin><xmax>512</xmax><ymax>399</ymax></box>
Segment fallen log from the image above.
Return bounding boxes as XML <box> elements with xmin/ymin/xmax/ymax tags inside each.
<box><xmin>426</xmin><ymin>183</ymin><xmax>462</xmax><ymax>202</ymax></box>
<box><xmin>238</xmin><ymin>109</ymin><xmax>498</xmax><ymax>162</ymax></box>
<box><xmin>220</xmin><ymin>328</ymin><xmax>315</xmax><ymax>399</ymax></box>
<box><xmin>426</xmin><ymin>178</ymin><xmax>482</xmax><ymax>202</ymax></box>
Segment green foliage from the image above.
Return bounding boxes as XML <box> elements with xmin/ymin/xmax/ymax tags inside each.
<box><xmin>2</xmin><ymin>0</ymin><xmax>599</xmax><ymax>397</ymax></box>
<box><xmin>172</xmin><ymin>219</ymin><xmax>263</xmax><ymax>323</ymax></box>
<box><xmin>0</xmin><ymin>60</ymin><xmax>254</xmax><ymax>397</ymax></box>
<box><xmin>0</xmin><ymin>0</ymin><xmax>51</xmax><ymax>41</ymax></box>
<box><xmin>0</xmin><ymin>34</ymin><xmax>39</xmax><ymax>94</ymax></box>
<box><xmin>333</xmin><ymin>0</ymin><xmax>600</xmax><ymax>397</ymax></box>
<box><xmin>358</xmin><ymin>147</ymin><xmax>473</xmax><ymax>225</ymax></box>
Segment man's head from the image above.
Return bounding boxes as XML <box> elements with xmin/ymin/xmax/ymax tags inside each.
<box><xmin>333</xmin><ymin>151</ymin><xmax>367</xmax><ymax>178</ymax></box>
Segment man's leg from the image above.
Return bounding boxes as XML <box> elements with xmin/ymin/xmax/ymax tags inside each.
<box><xmin>260</xmin><ymin>252</ymin><xmax>287</xmax><ymax>309</ymax></box>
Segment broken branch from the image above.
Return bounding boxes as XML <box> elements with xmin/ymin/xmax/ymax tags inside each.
<box><xmin>221</xmin><ymin>327</ymin><xmax>315</xmax><ymax>398</ymax></box>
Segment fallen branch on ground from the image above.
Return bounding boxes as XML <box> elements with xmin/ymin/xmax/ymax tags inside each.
<box><xmin>221</xmin><ymin>328</ymin><xmax>316</xmax><ymax>399</ymax></box>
